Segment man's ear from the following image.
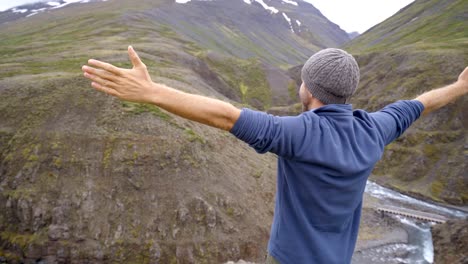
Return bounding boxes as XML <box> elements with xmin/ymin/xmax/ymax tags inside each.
<box><xmin>303</xmin><ymin>84</ymin><xmax>313</xmax><ymax>100</ymax></box>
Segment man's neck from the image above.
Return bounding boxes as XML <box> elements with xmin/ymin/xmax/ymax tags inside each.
<box><xmin>305</xmin><ymin>99</ymin><xmax>326</xmax><ymax>111</ymax></box>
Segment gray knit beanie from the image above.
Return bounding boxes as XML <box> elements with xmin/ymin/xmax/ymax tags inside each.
<box><xmin>301</xmin><ymin>48</ymin><xmax>360</xmax><ymax>104</ymax></box>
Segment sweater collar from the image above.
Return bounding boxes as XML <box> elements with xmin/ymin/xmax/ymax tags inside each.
<box><xmin>311</xmin><ymin>104</ymin><xmax>353</xmax><ymax>116</ymax></box>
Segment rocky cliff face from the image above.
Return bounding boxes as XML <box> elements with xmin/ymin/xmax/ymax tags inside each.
<box><xmin>345</xmin><ymin>0</ymin><xmax>468</xmax><ymax>205</ymax></box>
<box><xmin>0</xmin><ymin>0</ymin><xmax>348</xmax><ymax>262</ymax></box>
<box><xmin>432</xmin><ymin>219</ymin><xmax>468</xmax><ymax>264</ymax></box>
<box><xmin>0</xmin><ymin>76</ymin><xmax>279</xmax><ymax>263</ymax></box>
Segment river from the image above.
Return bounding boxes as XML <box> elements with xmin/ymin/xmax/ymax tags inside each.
<box><xmin>353</xmin><ymin>181</ymin><xmax>468</xmax><ymax>264</ymax></box>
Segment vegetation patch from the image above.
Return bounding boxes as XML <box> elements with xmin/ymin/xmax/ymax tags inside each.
<box><xmin>103</xmin><ymin>137</ymin><xmax>116</xmax><ymax>169</ymax></box>
<box><xmin>197</xmin><ymin>53</ymin><xmax>272</xmax><ymax>109</ymax></box>
<box><xmin>0</xmin><ymin>231</ymin><xmax>46</xmax><ymax>251</ymax></box>
<box><xmin>430</xmin><ymin>181</ymin><xmax>446</xmax><ymax>199</ymax></box>
<box><xmin>184</xmin><ymin>128</ymin><xmax>206</xmax><ymax>144</ymax></box>
<box><xmin>287</xmin><ymin>80</ymin><xmax>298</xmax><ymax>101</ymax></box>
<box><xmin>122</xmin><ymin>101</ymin><xmax>172</xmax><ymax>121</ymax></box>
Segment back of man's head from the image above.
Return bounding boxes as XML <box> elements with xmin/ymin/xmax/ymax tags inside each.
<box><xmin>301</xmin><ymin>48</ymin><xmax>360</xmax><ymax>104</ymax></box>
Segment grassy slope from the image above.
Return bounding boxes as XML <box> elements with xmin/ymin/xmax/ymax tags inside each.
<box><xmin>345</xmin><ymin>0</ymin><xmax>468</xmax><ymax>205</ymax></box>
<box><xmin>347</xmin><ymin>0</ymin><xmax>467</xmax><ymax>52</ymax></box>
<box><xmin>0</xmin><ymin>0</ymin><xmax>283</xmax><ymax>262</ymax></box>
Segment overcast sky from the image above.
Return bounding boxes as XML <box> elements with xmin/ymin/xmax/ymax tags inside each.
<box><xmin>0</xmin><ymin>0</ymin><xmax>415</xmax><ymax>33</ymax></box>
<box><xmin>305</xmin><ymin>0</ymin><xmax>414</xmax><ymax>33</ymax></box>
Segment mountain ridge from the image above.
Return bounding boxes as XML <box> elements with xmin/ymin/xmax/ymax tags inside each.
<box><xmin>0</xmin><ymin>0</ymin><xmax>351</xmax><ymax>52</ymax></box>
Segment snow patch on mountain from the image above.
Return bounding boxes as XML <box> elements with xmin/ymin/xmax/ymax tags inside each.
<box><xmin>5</xmin><ymin>0</ymin><xmax>108</xmax><ymax>18</ymax></box>
<box><xmin>176</xmin><ymin>0</ymin><xmax>280</xmax><ymax>15</ymax></box>
<box><xmin>281</xmin><ymin>0</ymin><xmax>298</xmax><ymax>6</ymax></box>
<box><xmin>282</xmin><ymin>12</ymin><xmax>294</xmax><ymax>33</ymax></box>
<box><xmin>47</xmin><ymin>2</ymin><xmax>61</xmax><ymax>6</ymax></box>
<box><xmin>175</xmin><ymin>0</ymin><xmax>217</xmax><ymax>3</ymax></box>
<box><xmin>51</xmin><ymin>0</ymin><xmax>89</xmax><ymax>9</ymax></box>
<box><xmin>12</xmin><ymin>8</ymin><xmax>29</xmax><ymax>14</ymax></box>
<box><xmin>253</xmin><ymin>0</ymin><xmax>279</xmax><ymax>14</ymax></box>
<box><xmin>27</xmin><ymin>7</ymin><xmax>49</xmax><ymax>17</ymax></box>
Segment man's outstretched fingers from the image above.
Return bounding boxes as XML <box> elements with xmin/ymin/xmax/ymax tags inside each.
<box><xmin>84</xmin><ymin>72</ymin><xmax>114</xmax><ymax>89</ymax></box>
<box><xmin>83</xmin><ymin>66</ymin><xmax>115</xmax><ymax>81</ymax></box>
<box><xmin>91</xmin><ymin>82</ymin><xmax>119</xmax><ymax>97</ymax></box>
<box><xmin>88</xmin><ymin>59</ymin><xmax>122</xmax><ymax>75</ymax></box>
<box><xmin>83</xmin><ymin>65</ymin><xmax>118</xmax><ymax>82</ymax></box>
<box><xmin>128</xmin><ymin>46</ymin><xmax>145</xmax><ymax>68</ymax></box>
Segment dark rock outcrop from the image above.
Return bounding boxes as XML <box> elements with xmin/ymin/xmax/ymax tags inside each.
<box><xmin>432</xmin><ymin>219</ymin><xmax>468</xmax><ymax>264</ymax></box>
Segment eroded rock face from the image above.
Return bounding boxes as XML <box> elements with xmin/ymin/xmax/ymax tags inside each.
<box><xmin>432</xmin><ymin>219</ymin><xmax>468</xmax><ymax>264</ymax></box>
<box><xmin>0</xmin><ymin>76</ymin><xmax>276</xmax><ymax>263</ymax></box>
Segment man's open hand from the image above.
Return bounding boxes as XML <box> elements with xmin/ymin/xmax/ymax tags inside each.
<box><xmin>415</xmin><ymin>66</ymin><xmax>468</xmax><ymax>115</ymax></box>
<box><xmin>82</xmin><ymin>46</ymin><xmax>155</xmax><ymax>103</ymax></box>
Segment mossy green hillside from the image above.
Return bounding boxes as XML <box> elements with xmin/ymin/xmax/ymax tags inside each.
<box><xmin>345</xmin><ymin>0</ymin><xmax>467</xmax><ymax>52</ymax></box>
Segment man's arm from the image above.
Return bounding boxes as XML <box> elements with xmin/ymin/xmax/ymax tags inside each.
<box><xmin>149</xmin><ymin>85</ymin><xmax>241</xmax><ymax>131</ymax></box>
<box><xmin>82</xmin><ymin>46</ymin><xmax>241</xmax><ymax>131</ymax></box>
<box><xmin>415</xmin><ymin>67</ymin><xmax>468</xmax><ymax>115</ymax></box>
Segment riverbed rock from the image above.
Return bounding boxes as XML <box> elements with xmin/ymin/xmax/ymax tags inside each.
<box><xmin>432</xmin><ymin>219</ymin><xmax>468</xmax><ymax>264</ymax></box>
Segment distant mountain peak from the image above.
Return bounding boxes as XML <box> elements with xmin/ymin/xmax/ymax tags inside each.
<box><xmin>347</xmin><ymin>31</ymin><xmax>360</xmax><ymax>40</ymax></box>
<box><xmin>171</xmin><ymin>0</ymin><xmax>341</xmax><ymax>39</ymax></box>
<box><xmin>0</xmin><ymin>0</ymin><xmax>107</xmax><ymax>21</ymax></box>
<box><xmin>175</xmin><ymin>0</ymin><xmax>303</xmax><ymax>14</ymax></box>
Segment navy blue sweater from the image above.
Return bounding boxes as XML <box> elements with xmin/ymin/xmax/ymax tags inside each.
<box><xmin>230</xmin><ymin>100</ymin><xmax>424</xmax><ymax>264</ymax></box>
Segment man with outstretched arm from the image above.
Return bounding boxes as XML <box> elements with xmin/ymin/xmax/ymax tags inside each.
<box><xmin>82</xmin><ymin>46</ymin><xmax>468</xmax><ymax>264</ymax></box>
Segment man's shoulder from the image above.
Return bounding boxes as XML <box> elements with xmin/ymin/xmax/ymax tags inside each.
<box><xmin>352</xmin><ymin>100</ymin><xmax>425</xmax><ymax>120</ymax></box>
<box><xmin>364</xmin><ymin>100</ymin><xmax>425</xmax><ymax>145</ymax></box>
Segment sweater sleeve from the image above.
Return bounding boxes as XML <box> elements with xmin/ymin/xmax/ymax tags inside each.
<box><xmin>230</xmin><ymin>108</ymin><xmax>309</xmax><ymax>158</ymax></box>
<box><xmin>369</xmin><ymin>100</ymin><xmax>424</xmax><ymax>145</ymax></box>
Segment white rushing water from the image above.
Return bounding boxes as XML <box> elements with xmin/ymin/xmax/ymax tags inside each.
<box><xmin>365</xmin><ymin>181</ymin><xmax>467</xmax><ymax>264</ymax></box>
<box><xmin>365</xmin><ymin>181</ymin><xmax>467</xmax><ymax>218</ymax></box>
<box><xmin>395</xmin><ymin>215</ymin><xmax>434</xmax><ymax>263</ymax></box>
